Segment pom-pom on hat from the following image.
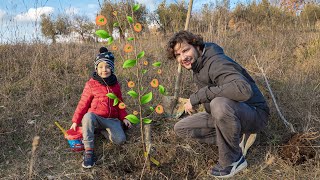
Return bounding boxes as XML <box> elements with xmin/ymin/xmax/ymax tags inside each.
<box><xmin>94</xmin><ymin>47</ymin><xmax>115</xmax><ymax>73</ymax></box>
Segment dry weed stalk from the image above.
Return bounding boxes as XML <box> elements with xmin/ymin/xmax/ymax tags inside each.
<box><xmin>260</xmin><ymin>151</ymin><xmax>276</xmax><ymax>171</ymax></box>
<box><xmin>254</xmin><ymin>55</ymin><xmax>296</xmax><ymax>133</ymax></box>
<box><xmin>28</xmin><ymin>136</ymin><xmax>40</xmax><ymax>180</ymax></box>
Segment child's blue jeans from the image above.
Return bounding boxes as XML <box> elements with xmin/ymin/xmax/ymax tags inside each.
<box><xmin>82</xmin><ymin>112</ymin><xmax>126</xmax><ymax>149</ymax></box>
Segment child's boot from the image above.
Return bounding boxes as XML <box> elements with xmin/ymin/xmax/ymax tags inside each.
<box><xmin>82</xmin><ymin>149</ymin><xmax>95</xmax><ymax>168</ymax></box>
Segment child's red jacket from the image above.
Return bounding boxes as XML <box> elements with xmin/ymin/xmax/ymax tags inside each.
<box><xmin>72</xmin><ymin>78</ymin><xmax>127</xmax><ymax>124</ymax></box>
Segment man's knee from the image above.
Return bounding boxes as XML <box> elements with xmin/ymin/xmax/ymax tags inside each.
<box><xmin>173</xmin><ymin>121</ymin><xmax>184</xmax><ymax>137</ymax></box>
<box><xmin>174</xmin><ymin>118</ymin><xmax>195</xmax><ymax>138</ymax></box>
<box><xmin>210</xmin><ymin>97</ymin><xmax>235</xmax><ymax>121</ymax></box>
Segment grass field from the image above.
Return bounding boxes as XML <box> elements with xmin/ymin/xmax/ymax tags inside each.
<box><xmin>0</xmin><ymin>26</ymin><xmax>319</xmax><ymax>179</ymax></box>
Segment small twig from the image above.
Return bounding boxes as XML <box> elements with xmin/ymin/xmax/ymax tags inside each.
<box><xmin>0</xmin><ymin>130</ymin><xmax>16</xmax><ymax>135</ymax></box>
<box><xmin>177</xmin><ymin>144</ymin><xmax>199</xmax><ymax>154</ymax></box>
<box><xmin>195</xmin><ymin>170</ymin><xmax>206</xmax><ymax>180</ymax></box>
<box><xmin>159</xmin><ymin>172</ymin><xmax>169</xmax><ymax>180</ymax></box>
<box><xmin>28</xmin><ymin>136</ymin><xmax>40</xmax><ymax>180</ymax></box>
<box><xmin>64</xmin><ymin>172</ymin><xmax>91</xmax><ymax>177</ymax></box>
<box><xmin>97</xmin><ymin>0</ymin><xmax>102</xmax><ymax>9</ymax></box>
<box><xmin>313</xmin><ymin>82</ymin><xmax>320</xmax><ymax>92</ymax></box>
<box><xmin>254</xmin><ymin>55</ymin><xmax>296</xmax><ymax>133</ymax></box>
<box><xmin>259</xmin><ymin>151</ymin><xmax>275</xmax><ymax>172</ymax></box>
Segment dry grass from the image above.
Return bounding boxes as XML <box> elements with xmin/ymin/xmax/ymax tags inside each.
<box><xmin>0</xmin><ymin>27</ymin><xmax>319</xmax><ymax>179</ymax></box>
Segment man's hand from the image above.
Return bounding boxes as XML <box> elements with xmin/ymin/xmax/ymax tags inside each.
<box><xmin>184</xmin><ymin>99</ymin><xmax>195</xmax><ymax>115</ymax></box>
<box><xmin>70</xmin><ymin>122</ymin><xmax>78</xmax><ymax>131</ymax></box>
<box><xmin>123</xmin><ymin>119</ymin><xmax>132</xmax><ymax>129</ymax></box>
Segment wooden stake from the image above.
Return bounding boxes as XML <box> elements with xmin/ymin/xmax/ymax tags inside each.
<box><xmin>172</xmin><ymin>0</ymin><xmax>194</xmax><ymax>113</ymax></box>
<box><xmin>140</xmin><ymin>124</ymin><xmax>151</xmax><ymax>180</ymax></box>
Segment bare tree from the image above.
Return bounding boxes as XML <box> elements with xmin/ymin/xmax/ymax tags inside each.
<box><xmin>40</xmin><ymin>14</ymin><xmax>56</xmax><ymax>43</ymax></box>
<box><xmin>100</xmin><ymin>0</ymin><xmax>148</xmax><ymax>39</ymax></box>
<box><xmin>40</xmin><ymin>14</ymin><xmax>71</xmax><ymax>43</ymax></box>
<box><xmin>155</xmin><ymin>0</ymin><xmax>188</xmax><ymax>34</ymax></box>
<box><xmin>72</xmin><ymin>15</ymin><xmax>95</xmax><ymax>42</ymax></box>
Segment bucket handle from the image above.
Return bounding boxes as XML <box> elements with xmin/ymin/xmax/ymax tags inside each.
<box><xmin>55</xmin><ymin>121</ymin><xmax>67</xmax><ymax>136</ymax></box>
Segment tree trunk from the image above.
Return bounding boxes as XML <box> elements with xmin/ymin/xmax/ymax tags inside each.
<box><xmin>51</xmin><ymin>35</ymin><xmax>56</xmax><ymax>44</ymax></box>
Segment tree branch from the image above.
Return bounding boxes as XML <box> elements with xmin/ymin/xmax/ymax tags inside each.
<box><xmin>254</xmin><ymin>55</ymin><xmax>296</xmax><ymax>133</ymax></box>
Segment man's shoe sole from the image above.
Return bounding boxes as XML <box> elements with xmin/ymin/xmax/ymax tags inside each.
<box><xmin>216</xmin><ymin>160</ymin><xmax>248</xmax><ymax>178</ymax></box>
<box><xmin>208</xmin><ymin>157</ymin><xmax>248</xmax><ymax>178</ymax></box>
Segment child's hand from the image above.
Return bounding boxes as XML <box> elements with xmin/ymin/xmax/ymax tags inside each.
<box><xmin>123</xmin><ymin>119</ymin><xmax>132</xmax><ymax>129</ymax></box>
<box><xmin>70</xmin><ymin>123</ymin><xmax>78</xmax><ymax>131</ymax></box>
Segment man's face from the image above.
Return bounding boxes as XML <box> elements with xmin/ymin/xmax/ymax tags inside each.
<box><xmin>173</xmin><ymin>41</ymin><xmax>201</xmax><ymax>70</ymax></box>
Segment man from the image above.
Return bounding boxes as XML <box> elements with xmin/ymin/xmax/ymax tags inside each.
<box><xmin>167</xmin><ymin>31</ymin><xmax>269</xmax><ymax>178</ymax></box>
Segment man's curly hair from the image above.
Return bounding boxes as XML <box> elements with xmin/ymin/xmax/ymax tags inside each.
<box><xmin>167</xmin><ymin>30</ymin><xmax>204</xmax><ymax>60</ymax></box>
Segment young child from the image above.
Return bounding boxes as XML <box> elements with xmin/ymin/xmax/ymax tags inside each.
<box><xmin>70</xmin><ymin>47</ymin><xmax>132</xmax><ymax>168</ymax></box>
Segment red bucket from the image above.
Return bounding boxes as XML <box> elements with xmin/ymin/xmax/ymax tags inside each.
<box><xmin>65</xmin><ymin>127</ymin><xmax>84</xmax><ymax>152</ymax></box>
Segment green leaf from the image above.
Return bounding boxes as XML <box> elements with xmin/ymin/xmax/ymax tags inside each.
<box><xmin>123</xmin><ymin>59</ymin><xmax>137</xmax><ymax>68</ymax></box>
<box><xmin>127</xmin><ymin>37</ymin><xmax>134</xmax><ymax>41</ymax></box>
<box><xmin>107</xmin><ymin>36</ymin><xmax>114</xmax><ymax>45</ymax></box>
<box><xmin>95</xmin><ymin>29</ymin><xmax>110</xmax><ymax>39</ymax></box>
<box><xmin>133</xmin><ymin>4</ymin><xmax>140</xmax><ymax>11</ymax></box>
<box><xmin>113</xmin><ymin>22</ymin><xmax>119</xmax><ymax>27</ymax></box>
<box><xmin>137</xmin><ymin>51</ymin><xmax>145</xmax><ymax>59</ymax></box>
<box><xmin>158</xmin><ymin>85</ymin><xmax>166</xmax><ymax>95</ymax></box>
<box><xmin>140</xmin><ymin>92</ymin><xmax>152</xmax><ymax>105</ymax></box>
<box><xmin>149</xmin><ymin>106</ymin><xmax>154</xmax><ymax>111</ymax></box>
<box><xmin>106</xmin><ymin>93</ymin><xmax>117</xmax><ymax>99</ymax></box>
<box><xmin>125</xmin><ymin>114</ymin><xmax>140</xmax><ymax>124</ymax></box>
<box><xmin>113</xmin><ymin>98</ymin><xmax>119</xmax><ymax>106</ymax></box>
<box><xmin>142</xmin><ymin>69</ymin><xmax>147</xmax><ymax>74</ymax></box>
<box><xmin>152</xmin><ymin>62</ymin><xmax>161</xmax><ymax>67</ymax></box>
<box><xmin>127</xmin><ymin>90</ymin><xmax>138</xmax><ymax>98</ymax></box>
<box><xmin>127</xmin><ymin>16</ymin><xmax>134</xmax><ymax>23</ymax></box>
<box><xmin>143</xmin><ymin>118</ymin><xmax>152</xmax><ymax>124</ymax></box>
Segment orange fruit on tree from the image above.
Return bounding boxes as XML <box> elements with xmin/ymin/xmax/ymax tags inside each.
<box><xmin>155</xmin><ymin>105</ymin><xmax>164</xmax><ymax>114</ymax></box>
<box><xmin>96</xmin><ymin>15</ymin><xmax>107</xmax><ymax>26</ymax></box>
<box><xmin>133</xmin><ymin>111</ymin><xmax>139</xmax><ymax>115</ymax></box>
<box><xmin>150</xmin><ymin>79</ymin><xmax>159</xmax><ymax>88</ymax></box>
<box><xmin>133</xmin><ymin>23</ymin><xmax>142</xmax><ymax>32</ymax></box>
<box><xmin>124</xmin><ymin>44</ymin><xmax>133</xmax><ymax>53</ymax></box>
<box><xmin>118</xmin><ymin>102</ymin><xmax>126</xmax><ymax>109</ymax></box>
<box><xmin>143</xmin><ymin>61</ymin><xmax>148</xmax><ymax>66</ymax></box>
<box><xmin>111</xmin><ymin>45</ymin><xmax>118</xmax><ymax>51</ymax></box>
<box><xmin>112</xmin><ymin>11</ymin><xmax>117</xmax><ymax>16</ymax></box>
<box><xmin>128</xmin><ymin>81</ymin><xmax>135</xmax><ymax>88</ymax></box>
<box><xmin>157</xmin><ymin>69</ymin><xmax>162</xmax><ymax>74</ymax></box>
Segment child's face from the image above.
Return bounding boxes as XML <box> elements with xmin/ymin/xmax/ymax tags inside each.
<box><xmin>97</xmin><ymin>62</ymin><xmax>111</xmax><ymax>78</ymax></box>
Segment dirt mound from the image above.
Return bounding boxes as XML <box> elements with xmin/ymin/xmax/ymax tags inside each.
<box><xmin>280</xmin><ymin>132</ymin><xmax>319</xmax><ymax>165</ymax></box>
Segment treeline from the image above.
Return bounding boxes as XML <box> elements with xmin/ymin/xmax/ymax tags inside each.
<box><xmin>40</xmin><ymin>0</ymin><xmax>320</xmax><ymax>43</ymax></box>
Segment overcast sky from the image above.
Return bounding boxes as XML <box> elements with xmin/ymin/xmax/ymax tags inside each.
<box><xmin>0</xmin><ymin>0</ymin><xmax>245</xmax><ymax>43</ymax></box>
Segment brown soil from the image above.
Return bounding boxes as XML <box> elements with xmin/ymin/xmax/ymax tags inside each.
<box><xmin>280</xmin><ymin>132</ymin><xmax>319</xmax><ymax>165</ymax></box>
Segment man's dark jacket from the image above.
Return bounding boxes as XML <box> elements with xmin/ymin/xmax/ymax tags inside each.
<box><xmin>189</xmin><ymin>43</ymin><xmax>269</xmax><ymax>114</ymax></box>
